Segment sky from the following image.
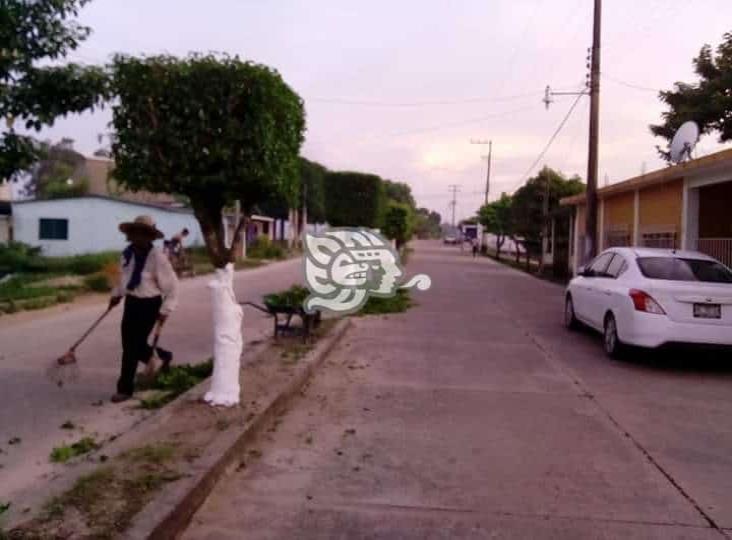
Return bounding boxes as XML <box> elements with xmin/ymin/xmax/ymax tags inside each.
<box><xmin>23</xmin><ymin>0</ymin><xmax>732</xmax><ymax>222</ymax></box>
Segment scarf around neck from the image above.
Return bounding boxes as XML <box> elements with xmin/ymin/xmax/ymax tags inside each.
<box><xmin>123</xmin><ymin>244</ymin><xmax>152</xmax><ymax>291</ymax></box>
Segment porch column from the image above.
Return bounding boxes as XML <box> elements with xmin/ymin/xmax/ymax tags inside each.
<box><xmin>682</xmin><ymin>181</ymin><xmax>699</xmax><ymax>251</ymax></box>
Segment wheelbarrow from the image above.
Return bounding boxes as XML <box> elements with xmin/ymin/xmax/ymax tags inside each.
<box><xmin>241</xmin><ymin>301</ymin><xmax>321</xmax><ymax>341</ymax></box>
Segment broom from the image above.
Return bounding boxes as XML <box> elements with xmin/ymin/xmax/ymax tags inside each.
<box><xmin>47</xmin><ymin>307</ymin><xmax>113</xmax><ymax>388</ymax></box>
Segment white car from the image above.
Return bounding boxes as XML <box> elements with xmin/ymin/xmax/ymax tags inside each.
<box><xmin>565</xmin><ymin>247</ymin><xmax>732</xmax><ymax>357</ymax></box>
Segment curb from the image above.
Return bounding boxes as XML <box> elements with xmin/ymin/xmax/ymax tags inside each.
<box><xmin>123</xmin><ymin>317</ymin><xmax>352</xmax><ymax>540</ymax></box>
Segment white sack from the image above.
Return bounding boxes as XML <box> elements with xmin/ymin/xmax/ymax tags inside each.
<box><xmin>204</xmin><ymin>264</ymin><xmax>243</xmax><ymax>407</ymax></box>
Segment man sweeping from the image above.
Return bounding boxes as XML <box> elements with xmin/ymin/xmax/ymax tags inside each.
<box><xmin>109</xmin><ymin>215</ymin><xmax>179</xmax><ymax>403</ymax></box>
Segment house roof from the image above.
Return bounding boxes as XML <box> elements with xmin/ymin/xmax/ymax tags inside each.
<box><xmin>10</xmin><ymin>194</ymin><xmax>195</xmax><ymax>214</ymax></box>
<box><xmin>561</xmin><ymin>146</ymin><xmax>732</xmax><ymax>206</ymax></box>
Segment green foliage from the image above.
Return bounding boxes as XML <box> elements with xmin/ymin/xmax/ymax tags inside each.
<box><xmin>0</xmin><ymin>276</ymin><xmax>55</xmax><ymax>302</ymax></box>
<box><xmin>109</xmin><ymin>54</ymin><xmax>305</xmax><ymax>268</ymax></box>
<box><xmin>0</xmin><ymin>0</ymin><xmax>109</xmax><ymax>181</ymax></box>
<box><xmin>478</xmin><ymin>193</ymin><xmax>513</xmax><ymax>256</ymax></box>
<box><xmin>300</xmin><ymin>158</ymin><xmax>328</xmax><ymax>223</ymax></box>
<box><xmin>510</xmin><ymin>167</ymin><xmax>584</xmax><ymax>254</ymax></box>
<box><xmin>264</xmin><ymin>285</ymin><xmax>309</xmax><ymax>310</ymax></box>
<box><xmin>383</xmin><ymin>180</ymin><xmax>416</xmax><ymax>209</ymax></box>
<box><xmin>138</xmin><ymin>360</ymin><xmax>213</xmax><ymax>409</ymax></box>
<box><xmin>50</xmin><ymin>437</ymin><xmax>100</xmax><ymax>463</ymax></box>
<box><xmin>381</xmin><ymin>201</ymin><xmax>414</xmax><ymax>250</ymax></box>
<box><xmin>413</xmin><ymin>207</ymin><xmax>442</xmax><ymax>239</ymax></box>
<box><xmin>651</xmin><ymin>32</ymin><xmax>732</xmax><ymax>160</ymax></box>
<box><xmin>0</xmin><ymin>242</ymin><xmax>117</xmax><ymax>275</ymax></box>
<box><xmin>83</xmin><ymin>273</ymin><xmax>110</xmax><ymax>292</ymax></box>
<box><xmin>324</xmin><ymin>171</ymin><xmax>385</xmax><ymax>228</ymax></box>
<box><xmin>359</xmin><ymin>289</ymin><xmax>412</xmax><ymax>315</ymax></box>
<box><xmin>25</xmin><ymin>139</ymin><xmax>89</xmax><ymax>199</ymax></box>
<box><xmin>247</xmin><ymin>236</ymin><xmax>286</xmax><ymax>260</ymax></box>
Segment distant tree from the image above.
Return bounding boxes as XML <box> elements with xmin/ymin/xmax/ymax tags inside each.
<box><xmin>300</xmin><ymin>158</ymin><xmax>327</xmax><ymax>224</ymax></box>
<box><xmin>383</xmin><ymin>179</ymin><xmax>416</xmax><ymax>209</ymax></box>
<box><xmin>1</xmin><ymin>0</ymin><xmax>108</xmax><ymax>182</ymax></box>
<box><xmin>478</xmin><ymin>193</ymin><xmax>513</xmax><ymax>258</ymax></box>
<box><xmin>511</xmin><ymin>167</ymin><xmax>584</xmax><ymax>266</ymax></box>
<box><xmin>25</xmin><ymin>139</ymin><xmax>88</xmax><ymax>198</ymax></box>
<box><xmin>413</xmin><ymin>207</ymin><xmax>441</xmax><ymax>239</ymax></box>
<box><xmin>382</xmin><ymin>201</ymin><xmax>414</xmax><ymax>250</ymax></box>
<box><xmin>650</xmin><ymin>32</ymin><xmax>732</xmax><ymax>160</ymax></box>
<box><xmin>324</xmin><ymin>171</ymin><xmax>384</xmax><ymax>228</ymax></box>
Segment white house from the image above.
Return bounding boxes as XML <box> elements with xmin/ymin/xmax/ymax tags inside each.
<box><xmin>11</xmin><ymin>195</ymin><xmax>203</xmax><ymax>256</ymax></box>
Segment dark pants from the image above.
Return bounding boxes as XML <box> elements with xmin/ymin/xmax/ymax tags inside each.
<box><xmin>472</xmin><ymin>246</ymin><xmax>478</xmax><ymax>257</ymax></box>
<box><xmin>117</xmin><ymin>295</ymin><xmax>171</xmax><ymax>395</ymax></box>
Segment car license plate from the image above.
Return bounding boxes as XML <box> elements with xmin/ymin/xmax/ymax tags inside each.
<box><xmin>693</xmin><ymin>303</ymin><xmax>721</xmax><ymax>319</ymax></box>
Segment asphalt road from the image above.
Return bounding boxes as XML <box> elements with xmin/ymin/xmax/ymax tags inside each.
<box><xmin>183</xmin><ymin>240</ymin><xmax>732</xmax><ymax>539</ymax></box>
<box><xmin>0</xmin><ymin>257</ymin><xmax>303</xmax><ymax>502</ymax></box>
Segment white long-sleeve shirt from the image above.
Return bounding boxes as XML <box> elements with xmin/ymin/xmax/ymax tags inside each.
<box><xmin>112</xmin><ymin>246</ymin><xmax>180</xmax><ymax>315</ymax></box>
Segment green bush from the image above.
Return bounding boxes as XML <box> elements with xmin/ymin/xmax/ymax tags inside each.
<box><xmin>264</xmin><ymin>284</ymin><xmax>309</xmax><ymax>310</ymax></box>
<box><xmin>248</xmin><ymin>236</ymin><xmax>286</xmax><ymax>259</ymax></box>
<box><xmin>83</xmin><ymin>273</ymin><xmax>111</xmax><ymax>292</ymax></box>
<box><xmin>359</xmin><ymin>289</ymin><xmax>412</xmax><ymax>315</ymax></box>
<box><xmin>0</xmin><ymin>276</ymin><xmax>56</xmax><ymax>302</ymax></box>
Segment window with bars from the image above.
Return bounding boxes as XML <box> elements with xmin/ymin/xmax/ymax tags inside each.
<box><xmin>39</xmin><ymin>218</ymin><xmax>68</xmax><ymax>240</ymax></box>
<box><xmin>606</xmin><ymin>230</ymin><xmax>631</xmax><ymax>247</ymax></box>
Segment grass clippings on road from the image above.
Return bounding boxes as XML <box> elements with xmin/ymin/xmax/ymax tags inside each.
<box><xmin>12</xmin><ymin>443</ymin><xmax>181</xmax><ymax>539</ymax></box>
<box><xmin>50</xmin><ymin>437</ymin><xmax>100</xmax><ymax>464</ymax></box>
<box><xmin>137</xmin><ymin>360</ymin><xmax>213</xmax><ymax>410</ymax></box>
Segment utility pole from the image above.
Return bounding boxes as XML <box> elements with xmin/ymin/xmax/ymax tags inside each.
<box><xmin>585</xmin><ymin>0</ymin><xmax>602</xmax><ymax>261</ymax></box>
<box><xmin>470</xmin><ymin>139</ymin><xmax>492</xmax><ymax>205</ymax></box>
<box><xmin>448</xmin><ymin>184</ymin><xmax>460</xmax><ymax>227</ymax></box>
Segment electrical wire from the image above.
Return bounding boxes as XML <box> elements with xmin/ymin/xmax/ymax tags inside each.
<box><xmin>602</xmin><ymin>73</ymin><xmax>659</xmax><ymax>93</ymax></box>
<box><xmin>508</xmin><ymin>92</ymin><xmax>585</xmax><ymax>193</ymax></box>
<box><xmin>307</xmin><ymin>90</ymin><xmax>544</xmax><ymax>108</ymax></box>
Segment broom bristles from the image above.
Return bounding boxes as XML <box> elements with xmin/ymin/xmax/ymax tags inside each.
<box><xmin>46</xmin><ymin>358</ymin><xmax>80</xmax><ymax>388</ymax></box>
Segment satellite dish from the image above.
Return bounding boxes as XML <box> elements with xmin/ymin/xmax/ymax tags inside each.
<box><xmin>669</xmin><ymin>121</ymin><xmax>699</xmax><ymax>164</ymax></box>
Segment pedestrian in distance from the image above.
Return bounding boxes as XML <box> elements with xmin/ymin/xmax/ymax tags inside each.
<box><xmin>471</xmin><ymin>238</ymin><xmax>479</xmax><ymax>258</ymax></box>
<box><xmin>108</xmin><ymin>215</ymin><xmax>179</xmax><ymax>403</ymax></box>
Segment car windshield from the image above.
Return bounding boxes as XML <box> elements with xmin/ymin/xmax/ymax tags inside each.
<box><xmin>637</xmin><ymin>257</ymin><xmax>732</xmax><ymax>283</ymax></box>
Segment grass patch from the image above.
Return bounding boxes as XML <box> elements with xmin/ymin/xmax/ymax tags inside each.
<box><xmin>359</xmin><ymin>289</ymin><xmax>412</xmax><ymax>315</ymax></box>
<box><xmin>264</xmin><ymin>284</ymin><xmax>309</xmax><ymax>311</ymax></box>
<box><xmin>19</xmin><ymin>443</ymin><xmax>181</xmax><ymax>539</ymax></box>
<box><xmin>50</xmin><ymin>437</ymin><xmax>100</xmax><ymax>463</ymax></box>
<box><xmin>137</xmin><ymin>360</ymin><xmax>213</xmax><ymax>410</ymax></box>
<box><xmin>82</xmin><ymin>273</ymin><xmax>111</xmax><ymax>292</ymax></box>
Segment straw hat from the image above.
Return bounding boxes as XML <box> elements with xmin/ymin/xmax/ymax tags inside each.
<box><xmin>119</xmin><ymin>215</ymin><xmax>164</xmax><ymax>239</ymax></box>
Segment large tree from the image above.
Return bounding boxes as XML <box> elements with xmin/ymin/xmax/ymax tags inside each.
<box><xmin>25</xmin><ymin>138</ymin><xmax>88</xmax><ymax>198</ymax></box>
<box><xmin>383</xmin><ymin>179</ymin><xmax>416</xmax><ymax>209</ymax></box>
<box><xmin>109</xmin><ymin>54</ymin><xmax>305</xmax><ymax>407</ymax></box>
<box><xmin>324</xmin><ymin>171</ymin><xmax>384</xmax><ymax>228</ymax></box>
<box><xmin>650</xmin><ymin>32</ymin><xmax>732</xmax><ymax>160</ymax></box>
<box><xmin>109</xmin><ymin>54</ymin><xmax>305</xmax><ymax>268</ymax></box>
<box><xmin>413</xmin><ymin>207</ymin><xmax>441</xmax><ymax>239</ymax></box>
<box><xmin>1</xmin><ymin>0</ymin><xmax>108</xmax><ymax>182</ymax></box>
<box><xmin>382</xmin><ymin>201</ymin><xmax>413</xmax><ymax>250</ymax></box>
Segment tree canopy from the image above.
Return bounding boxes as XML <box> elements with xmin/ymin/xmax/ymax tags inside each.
<box><xmin>25</xmin><ymin>138</ymin><xmax>88</xmax><ymax>199</ymax></box>
<box><xmin>1</xmin><ymin>0</ymin><xmax>108</xmax><ymax>181</ymax></box>
<box><xmin>650</xmin><ymin>32</ymin><xmax>732</xmax><ymax>160</ymax></box>
<box><xmin>478</xmin><ymin>193</ymin><xmax>513</xmax><ymax>257</ymax></box>
<box><xmin>108</xmin><ymin>54</ymin><xmax>305</xmax><ymax>267</ymax></box>
<box><xmin>414</xmin><ymin>207</ymin><xmax>441</xmax><ymax>239</ymax></box>
<box><xmin>324</xmin><ymin>171</ymin><xmax>384</xmax><ymax>228</ymax></box>
<box><xmin>382</xmin><ymin>201</ymin><xmax>413</xmax><ymax>250</ymax></box>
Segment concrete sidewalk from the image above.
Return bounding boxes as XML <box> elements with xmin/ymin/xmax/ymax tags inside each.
<box><xmin>0</xmin><ymin>257</ymin><xmax>303</xmax><ymax>505</ymax></box>
<box><xmin>182</xmin><ymin>242</ymin><xmax>728</xmax><ymax>539</ymax></box>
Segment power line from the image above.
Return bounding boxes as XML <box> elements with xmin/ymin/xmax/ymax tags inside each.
<box><xmin>602</xmin><ymin>73</ymin><xmax>659</xmax><ymax>93</ymax></box>
<box><xmin>307</xmin><ymin>90</ymin><xmax>544</xmax><ymax>108</ymax></box>
<box><xmin>509</xmin><ymin>92</ymin><xmax>585</xmax><ymax>193</ymax></box>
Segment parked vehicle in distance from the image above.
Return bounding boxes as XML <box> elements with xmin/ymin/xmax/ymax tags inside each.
<box><xmin>443</xmin><ymin>235</ymin><xmax>459</xmax><ymax>245</ymax></box>
<box><xmin>565</xmin><ymin>247</ymin><xmax>732</xmax><ymax>357</ymax></box>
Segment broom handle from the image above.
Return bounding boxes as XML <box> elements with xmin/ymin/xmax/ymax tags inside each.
<box><xmin>150</xmin><ymin>318</ymin><xmax>166</xmax><ymax>349</ymax></box>
<box><xmin>70</xmin><ymin>308</ymin><xmax>112</xmax><ymax>351</ymax></box>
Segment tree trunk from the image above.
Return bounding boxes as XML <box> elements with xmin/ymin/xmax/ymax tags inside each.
<box><xmin>192</xmin><ymin>201</ymin><xmax>244</xmax><ymax>407</ymax></box>
<box><xmin>496</xmin><ymin>235</ymin><xmax>505</xmax><ymax>259</ymax></box>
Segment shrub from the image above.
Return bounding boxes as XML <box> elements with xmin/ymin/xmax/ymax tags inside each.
<box><xmin>0</xmin><ymin>276</ymin><xmax>56</xmax><ymax>302</ymax></box>
<box><xmin>264</xmin><ymin>284</ymin><xmax>309</xmax><ymax>310</ymax></box>
<box><xmin>359</xmin><ymin>289</ymin><xmax>412</xmax><ymax>315</ymax></box>
<box><xmin>83</xmin><ymin>273</ymin><xmax>111</xmax><ymax>292</ymax></box>
<box><xmin>248</xmin><ymin>236</ymin><xmax>285</xmax><ymax>259</ymax></box>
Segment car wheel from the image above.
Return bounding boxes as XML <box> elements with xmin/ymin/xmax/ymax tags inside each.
<box><xmin>564</xmin><ymin>296</ymin><xmax>579</xmax><ymax>330</ymax></box>
<box><xmin>603</xmin><ymin>313</ymin><xmax>623</xmax><ymax>358</ymax></box>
